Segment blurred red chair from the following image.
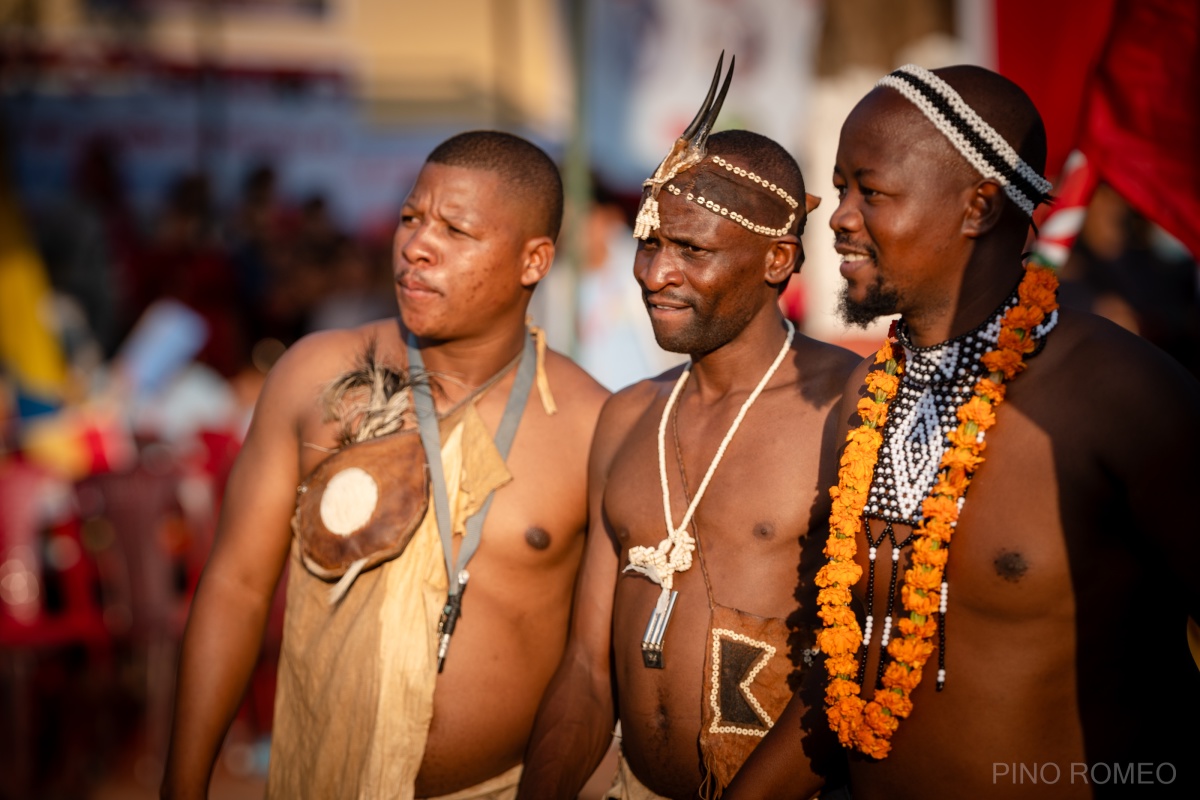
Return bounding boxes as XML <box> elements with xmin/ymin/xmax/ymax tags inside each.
<box><xmin>75</xmin><ymin>440</ymin><xmax>201</xmax><ymax>780</ymax></box>
<box><xmin>0</xmin><ymin>458</ymin><xmax>110</xmax><ymax>799</ymax></box>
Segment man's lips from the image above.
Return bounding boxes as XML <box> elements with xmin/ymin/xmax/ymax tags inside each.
<box><xmin>836</xmin><ymin>247</ymin><xmax>874</xmax><ymax>280</ymax></box>
<box><xmin>398</xmin><ymin>274</ymin><xmax>440</xmax><ymax>296</ymax></box>
<box><xmin>644</xmin><ymin>296</ymin><xmax>690</xmax><ymax>314</ymax></box>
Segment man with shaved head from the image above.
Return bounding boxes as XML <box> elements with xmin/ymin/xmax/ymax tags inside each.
<box><xmin>163</xmin><ymin>131</ymin><xmax>608</xmax><ymax>799</ymax></box>
<box><xmin>517</xmin><ymin>57</ymin><xmax>860</xmax><ymax>800</ymax></box>
<box><xmin>726</xmin><ymin>65</ymin><xmax>1200</xmax><ymax>798</ymax></box>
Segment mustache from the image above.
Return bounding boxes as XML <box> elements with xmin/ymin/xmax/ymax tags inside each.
<box><xmin>642</xmin><ymin>291</ymin><xmax>693</xmax><ymax>307</ymax></box>
<box><xmin>833</xmin><ymin>234</ymin><xmax>876</xmax><ymax>257</ymax></box>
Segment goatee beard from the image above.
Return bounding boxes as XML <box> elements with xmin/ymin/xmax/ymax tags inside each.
<box><xmin>839</xmin><ymin>282</ymin><xmax>900</xmax><ymax>328</ymax></box>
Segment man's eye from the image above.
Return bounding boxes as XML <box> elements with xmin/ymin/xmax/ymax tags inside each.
<box><xmin>400</xmin><ymin>214</ymin><xmax>418</xmax><ymax>225</ymax></box>
<box><xmin>833</xmin><ymin>184</ymin><xmax>847</xmax><ymax>200</ymax></box>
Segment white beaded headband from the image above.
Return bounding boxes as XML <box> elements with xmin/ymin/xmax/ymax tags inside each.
<box><xmin>664</xmin><ymin>155</ymin><xmax>798</xmax><ymax>237</ymax></box>
<box><xmin>876</xmin><ymin>64</ymin><xmax>1053</xmax><ymax>217</ymax></box>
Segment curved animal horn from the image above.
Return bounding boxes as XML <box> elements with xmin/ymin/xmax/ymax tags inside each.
<box><xmin>688</xmin><ymin>54</ymin><xmax>735</xmax><ymax>145</ymax></box>
<box><xmin>681</xmin><ymin>51</ymin><xmax>726</xmax><ymax>140</ymax></box>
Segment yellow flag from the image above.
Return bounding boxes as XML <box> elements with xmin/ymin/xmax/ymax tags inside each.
<box><xmin>0</xmin><ymin>190</ymin><xmax>66</xmax><ymax>410</ymax></box>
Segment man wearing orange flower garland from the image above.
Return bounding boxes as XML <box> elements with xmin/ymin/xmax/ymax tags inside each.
<box><xmin>518</xmin><ymin>55</ymin><xmax>860</xmax><ymax>800</ymax></box>
<box><xmin>727</xmin><ymin>64</ymin><xmax>1200</xmax><ymax>798</ymax></box>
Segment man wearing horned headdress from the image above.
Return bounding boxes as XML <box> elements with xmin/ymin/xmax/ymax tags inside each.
<box><xmin>162</xmin><ymin>131</ymin><xmax>608</xmax><ymax>799</ymax></box>
<box><xmin>726</xmin><ymin>65</ymin><xmax>1200</xmax><ymax>799</ymax></box>
<box><xmin>518</xmin><ymin>56</ymin><xmax>859</xmax><ymax>800</ymax></box>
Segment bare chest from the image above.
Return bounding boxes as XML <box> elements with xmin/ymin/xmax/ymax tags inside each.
<box><xmin>856</xmin><ymin>402</ymin><xmax>1127</xmax><ymax>626</ymax></box>
<box><xmin>295</xmin><ymin>392</ymin><xmax>588</xmax><ymax>573</ymax></box>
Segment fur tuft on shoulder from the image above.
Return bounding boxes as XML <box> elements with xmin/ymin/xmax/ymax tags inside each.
<box><xmin>321</xmin><ymin>338</ymin><xmax>422</xmax><ymax>448</ymax></box>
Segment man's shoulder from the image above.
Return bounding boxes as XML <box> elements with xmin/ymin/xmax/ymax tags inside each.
<box><xmin>262</xmin><ymin>320</ymin><xmax>402</xmax><ymax>409</ymax></box>
<box><xmin>1040</xmin><ymin>308</ymin><xmax>1197</xmax><ymax>391</ymax></box>
<box><xmin>611</xmin><ymin>364</ymin><xmax>683</xmax><ymax>400</ymax></box>
<box><xmin>793</xmin><ymin>333</ymin><xmax>868</xmax><ymax>385</ymax></box>
<box><xmin>542</xmin><ymin>348</ymin><xmax>611</xmax><ymax>404</ymax></box>
<box><xmin>1021</xmin><ymin>308</ymin><xmax>1200</xmax><ymax>430</ymax></box>
<box><xmin>776</xmin><ymin>334</ymin><xmax>870</xmax><ymax>418</ymax></box>
<box><xmin>596</xmin><ymin>367</ymin><xmax>681</xmax><ymax>428</ymax></box>
<box><xmin>581</xmin><ymin>369</ymin><xmax>681</xmax><ymax>473</ymax></box>
<box><xmin>274</xmin><ymin>320</ymin><xmax>396</xmax><ymax>374</ymax></box>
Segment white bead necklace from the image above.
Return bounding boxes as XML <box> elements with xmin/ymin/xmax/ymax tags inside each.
<box><xmin>625</xmin><ymin>321</ymin><xmax>795</xmax><ymax>617</ymax></box>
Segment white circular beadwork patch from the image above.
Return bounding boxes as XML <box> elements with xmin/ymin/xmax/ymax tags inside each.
<box><xmin>319</xmin><ymin>467</ymin><xmax>378</xmax><ymax>536</ymax></box>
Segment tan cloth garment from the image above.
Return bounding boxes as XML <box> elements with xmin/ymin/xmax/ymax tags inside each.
<box><xmin>604</xmin><ymin>753</ymin><xmax>669</xmax><ymax>800</ymax></box>
<box><xmin>268</xmin><ymin>403</ymin><xmax>512</xmax><ymax>799</ymax></box>
<box><xmin>604</xmin><ymin>752</ymin><xmax>827</xmax><ymax>800</ymax></box>
<box><xmin>426</xmin><ymin>764</ymin><xmax>522</xmax><ymax>800</ymax></box>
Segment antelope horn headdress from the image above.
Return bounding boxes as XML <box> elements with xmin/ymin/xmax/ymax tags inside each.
<box><xmin>633</xmin><ymin>52</ymin><xmax>735</xmax><ymax>239</ymax></box>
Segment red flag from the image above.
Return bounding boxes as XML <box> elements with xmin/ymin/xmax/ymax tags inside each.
<box><xmin>1076</xmin><ymin>0</ymin><xmax>1200</xmax><ymax>258</ymax></box>
<box><xmin>996</xmin><ymin>0</ymin><xmax>1116</xmax><ymax>181</ymax></box>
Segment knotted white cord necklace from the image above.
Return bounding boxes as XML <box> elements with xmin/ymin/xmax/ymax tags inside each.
<box><xmin>625</xmin><ymin>320</ymin><xmax>795</xmax><ymax>615</ymax></box>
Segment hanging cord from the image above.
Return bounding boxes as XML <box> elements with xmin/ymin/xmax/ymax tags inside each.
<box><xmin>672</xmin><ymin>399</ymin><xmax>718</xmax><ymax>612</ymax></box>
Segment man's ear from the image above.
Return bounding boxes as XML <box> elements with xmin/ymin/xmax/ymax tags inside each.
<box><xmin>964</xmin><ymin>181</ymin><xmax>1005</xmax><ymax>238</ymax></box>
<box><xmin>805</xmin><ymin>193</ymin><xmax>822</xmax><ymax>214</ymax></box>
<box><xmin>764</xmin><ymin>235</ymin><xmax>801</xmax><ymax>285</ymax></box>
<box><xmin>520</xmin><ymin>237</ymin><xmax>555</xmax><ymax>287</ymax></box>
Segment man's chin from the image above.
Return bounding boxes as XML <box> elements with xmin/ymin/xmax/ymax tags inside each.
<box><xmin>652</xmin><ymin>334</ymin><xmax>693</xmax><ymax>355</ymax></box>
<box><xmin>649</xmin><ymin>320</ymin><xmax>690</xmax><ymax>354</ymax></box>
<box><xmin>839</xmin><ymin>284</ymin><xmax>899</xmax><ymax>328</ymax></box>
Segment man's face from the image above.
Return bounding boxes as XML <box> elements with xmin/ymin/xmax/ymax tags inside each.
<box><xmin>831</xmin><ymin>91</ymin><xmax>975</xmax><ymax>327</ymax></box>
<box><xmin>394</xmin><ymin>163</ymin><xmax>533</xmax><ymax>341</ymax></box>
<box><xmin>633</xmin><ymin>187</ymin><xmax>776</xmax><ymax>355</ymax></box>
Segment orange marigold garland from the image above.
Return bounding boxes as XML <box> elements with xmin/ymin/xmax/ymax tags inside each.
<box><xmin>817</xmin><ymin>263</ymin><xmax>1059</xmax><ymax>759</ymax></box>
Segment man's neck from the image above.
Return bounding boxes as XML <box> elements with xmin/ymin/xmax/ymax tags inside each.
<box><xmin>902</xmin><ymin>257</ymin><xmax>1024</xmax><ymax>348</ymax></box>
<box><xmin>407</xmin><ymin>323</ymin><xmax>527</xmax><ymax>407</ymax></box>
<box><xmin>686</xmin><ymin>311</ymin><xmax>792</xmax><ymax>403</ymax></box>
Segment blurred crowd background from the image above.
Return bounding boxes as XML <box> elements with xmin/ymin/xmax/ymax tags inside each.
<box><xmin>1</xmin><ymin>1</ymin><xmax>1196</xmax><ymax>798</ymax></box>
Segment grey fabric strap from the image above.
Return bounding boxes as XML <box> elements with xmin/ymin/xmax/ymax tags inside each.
<box><xmin>408</xmin><ymin>331</ymin><xmax>536</xmax><ymax>597</ymax></box>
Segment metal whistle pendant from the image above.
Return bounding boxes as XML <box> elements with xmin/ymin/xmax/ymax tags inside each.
<box><xmin>640</xmin><ymin>590</ymin><xmax>679</xmax><ymax>669</ymax></box>
<box><xmin>437</xmin><ymin>570</ymin><xmax>470</xmax><ymax>672</ymax></box>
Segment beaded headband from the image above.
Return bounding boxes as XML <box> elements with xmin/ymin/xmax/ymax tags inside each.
<box><xmin>875</xmin><ymin>64</ymin><xmax>1052</xmax><ymax>217</ymax></box>
<box><xmin>664</xmin><ymin>155</ymin><xmax>799</xmax><ymax>237</ymax></box>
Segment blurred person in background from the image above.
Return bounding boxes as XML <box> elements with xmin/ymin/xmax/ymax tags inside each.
<box><xmin>227</xmin><ymin>161</ymin><xmax>284</xmax><ymax>344</ymax></box>
<box><xmin>162</xmin><ymin>130</ymin><xmax>608</xmax><ymax>800</ymax></box>
<box><xmin>306</xmin><ymin>233</ymin><xmax>398</xmax><ymax>332</ymax></box>
<box><xmin>1057</xmin><ymin>183</ymin><xmax>1200</xmax><ymax>379</ymax></box>
<box><xmin>575</xmin><ymin>179</ymin><xmax>683</xmax><ymax>391</ymax></box>
<box><xmin>34</xmin><ymin>135</ymin><xmax>140</xmax><ymax>358</ymax></box>
<box><xmin>132</xmin><ymin>172</ymin><xmax>248</xmax><ymax>380</ymax></box>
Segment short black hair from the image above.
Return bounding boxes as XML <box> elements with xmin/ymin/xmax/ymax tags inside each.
<box><xmin>426</xmin><ymin>131</ymin><xmax>564</xmax><ymax>241</ymax></box>
<box><xmin>709</xmin><ymin>131</ymin><xmax>805</xmax><ymax>199</ymax></box>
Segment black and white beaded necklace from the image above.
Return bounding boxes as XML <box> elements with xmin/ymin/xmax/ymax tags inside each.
<box><xmin>866</xmin><ymin>288</ymin><xmax>1057</xmax><ymax>526</ymax></box>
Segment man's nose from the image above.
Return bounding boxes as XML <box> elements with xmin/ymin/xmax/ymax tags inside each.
<box><xmin>397</xmin><ymin>221</ymin><xmax>437</xmax><ymax>267</ymax></box>
<box><xmin>635</xmin><ymin>249</ymin><xmax>681</xmax><ymax>293</ymax></box>
<box><xmin>829</xmin><ymin>196</ymin><xmax>861</xmax><ymax>234</ymax></box>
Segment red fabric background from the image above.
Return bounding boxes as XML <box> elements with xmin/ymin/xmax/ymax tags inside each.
<box><xmin>997</xmin><ymin>0</ymin><xmax>1200</xmax><ymax>257</ymax></box>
